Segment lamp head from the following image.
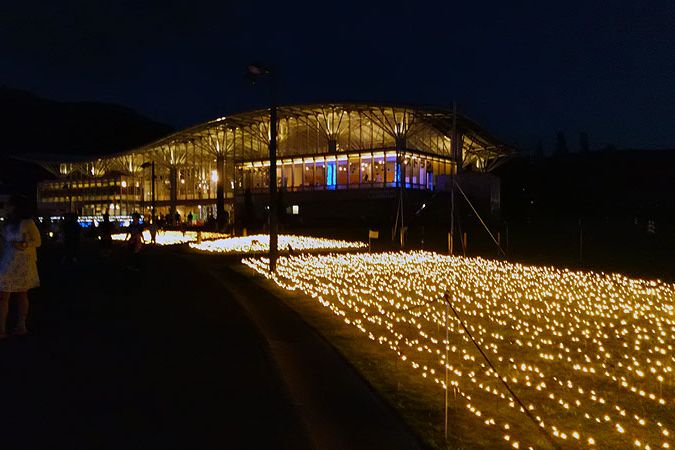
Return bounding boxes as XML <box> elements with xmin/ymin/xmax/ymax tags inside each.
<box><xmin>246</xmin><ymin>63</ymin><xmax>272</xmax><ymax>85</ymax></box>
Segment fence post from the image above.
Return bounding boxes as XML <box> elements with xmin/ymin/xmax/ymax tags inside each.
<box><xmin>578</xmin><ymin>218</ymin><xmax>583</xmax><ymax>265</ymax></box>
<box><xmin>444</xmin><ymin>295</ymin><xmax>449</xmax><ymax>441</ymax></box>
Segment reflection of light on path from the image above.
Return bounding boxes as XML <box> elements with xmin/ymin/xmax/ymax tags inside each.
<box><xmin>190</xmin><ymin>234</ymin><xmax>367</xmax><ymax>254</ymax></box>
<box><xmin>245</xmin><ymin>251</ymin><xmax>675</xmax><ymax>449</ymax></box>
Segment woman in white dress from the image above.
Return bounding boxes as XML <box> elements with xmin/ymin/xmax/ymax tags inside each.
<box><xmin>0</xmin><ymin>196</ymin><xmax>41</xmax><ymax>339</ymax></box>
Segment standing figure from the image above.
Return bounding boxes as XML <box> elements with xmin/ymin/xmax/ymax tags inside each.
<box><xmin>0</xmin><ymin>195</ymin><xmax>41</xmax><ymax>339</ymax></box>
<box><xmin>62</xmin><ymin>213</ymin><xmax>81</xmax><ymax>263</ymax></box>
<box><xmin>126</xmin><ymin>213</ymin><xmax>144</xmax><ymax>270</ymax></box>
<box><xmin>148</xmin><ymin>220</ymin><xmax>158</xmax><ymax>245</ymax></box>
<box><xmin>98</xmin><ymin>213</ymin><xmax>114</xmax><ymax>257</ymax></box>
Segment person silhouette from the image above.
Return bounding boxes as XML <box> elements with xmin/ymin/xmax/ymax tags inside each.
<box><xmin>0</xmin><ymin>195</ymin><xmax>41</xmax><ymax>338</ymax></box>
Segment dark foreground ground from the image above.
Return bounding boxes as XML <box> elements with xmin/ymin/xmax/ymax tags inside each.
<box><xmin>0</xmin><ymin>244</ymin><xmax>421</xmax><ymax>450</ymax></box>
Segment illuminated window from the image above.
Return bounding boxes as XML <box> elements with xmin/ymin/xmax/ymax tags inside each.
<box><xmin>326</xmin><ymin>161</ymin><xmax>336</xmax><ymax>189</ymax></box>
<box><xmin>385</xmin><ymin>154</ymin><xmax>397</xmax><ymax>186</ymax></box>
<box><xmin>315</xmin><ymin>160</ymin><xmax>326</xmax><ymax>188</ymax></box>
<box><xmin>337</xmin><ymin>159</ymin><xmax>348</xmax><ymax>187</ymax></box>
<box><xmin>373</xmin><ymin>154</ymin><xmax>384</xmax><ymax>183</ymax></box>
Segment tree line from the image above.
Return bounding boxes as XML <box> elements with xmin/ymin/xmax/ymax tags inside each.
<box><xmin>532</xmin><ymin>131</ymin><xmax>617</xmax><ymax>158</ymax></box>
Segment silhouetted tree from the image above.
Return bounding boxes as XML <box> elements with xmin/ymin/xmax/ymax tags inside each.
<box><xmin>555</xmin><ymin>131</ymin><xmax>568</xmax><ymax>155</ymax></box>
<box><xmin>579</xmin><ymin>131</ymin><xmax>590</xmax><ymax>153</ymax></box>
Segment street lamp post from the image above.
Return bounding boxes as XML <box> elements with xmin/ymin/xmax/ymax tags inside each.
<box><xmin>269</xmin><ymin>103</ymin><xmax>278</xmax><ymax>272</ymax></box>
<box><xmin>141</xmin><ymin>161</ymin><xmax>156</xmax><ymax>223</ymax></box>
<box><xmin>449</xmin><ymin>102</ymin><xmax>457</xmax><ymax>255</ymax></box>
<box><xmin>216</xmin><ymin>154</ymin><xmax>226</xmax><ymax>232</ymax></box>
<box><xmin>248</xmin><ymin>63</ymin><xmax>278</xmax><ymax>272</ymax></box>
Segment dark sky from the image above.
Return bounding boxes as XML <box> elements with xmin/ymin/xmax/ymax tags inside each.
<box><xmin>2</xmin><ymin>0</ymin><xmax>675</xmax><ymax>150</ymax></box>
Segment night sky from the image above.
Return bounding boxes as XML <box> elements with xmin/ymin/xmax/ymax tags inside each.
<box><xmin>2</xmin><ymin>0</ymin><xmax>675</xmax><ymax>150</ymax></box>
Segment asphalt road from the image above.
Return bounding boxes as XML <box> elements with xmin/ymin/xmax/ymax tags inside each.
<box><xmin>0</xmin><ymin>244</ymin><xmax>422</xmax><ymax>450</ymax></box>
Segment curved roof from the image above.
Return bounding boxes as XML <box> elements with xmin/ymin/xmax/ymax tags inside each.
<box><xmin>27</xmin><ymin>102</ymin><xmax>510</xmax><ymax>175</ymax></box>
<box><xmin>124</xmin><ymin>102</ymin><xmax>506</xmax><ymax>156</ymax></box>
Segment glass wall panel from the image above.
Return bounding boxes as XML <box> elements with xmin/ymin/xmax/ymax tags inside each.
<box><xmin>337</xmin><ymin>158</ymin><xmax>348</xmax><ymax>188</ymax></box>
<box><xmin>292</xmin><ymin>163</ymin><xmax>303</xmax><ymax>189</ymax></box>
<box><xmin>326</xmin><ymin>160</ymin><xmax>336</xmax><ymax>190</ymax></box>
<box><xmin>47</xmin><ymin>148</ymin><xmax>458</xmax><ymax>216</ymax></box>
<box><xmin>315</xmin><ymin>159</ymin><xmax>326</xmax><ymax>189</ymax></box>
<box><xmin>282</xmin><ymin>163</ymin><xmax>292</xmax><ymax>190</ymax></box>
<box><xmin>426</xmin><ymin>161</ymin><xmax>433</xmax><ymax>189</ymax></box>
<box><xmin>410</xmin><ymin>155</ymin><xmax>420</xmax><ymax>188</ymax></box>
<box><xmin>373</xmin><ymin>154</ymin><xmax>385</xmax><ymax>185</ymax></box>
<box><xmin>402</xmin><ymin>154</ymin><xmax>411</xmax><ymax>188</ymax></box>
<box><xmin>242</xmin><ymin>169</ymin><xmax>251</xmax><ymax>190</ymax></box>
<box><xmin>360</xmin><ymin>155</ymin><xmax>372</xmax><ymax>185</ymax></box>
<box><xmin>250</xmin><ymin>169</ymin><xmax>260</xmax><ymax>190</ymax></box>
<box><xmin>257</xmin><ymin>167</ymin><xmax>269</xmax><ymax>190</ymax></box>
<box><xmin>385</xmin><ymin>153</ymin><xmax>396</xmax><ymax>187</ymax></box>
<box><xmin>419</xmin><ymin>157</ymin><xmax>426</xmax><ymax>190</ymax></box>
<box><xmin>348</xmin><ymin>157</ymin><xmax>360</xmax><ymax>186</ymax></box>
<box><xmin>303</xmin><ymin>160</ymin><xmax>314</xmax><ymax>188</ymax></box>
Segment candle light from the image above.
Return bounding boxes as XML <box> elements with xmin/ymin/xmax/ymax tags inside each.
<box><xmin>243</xmin><ymin>251</ymin><xmax>675</xmax><ymax>449</ymax></box>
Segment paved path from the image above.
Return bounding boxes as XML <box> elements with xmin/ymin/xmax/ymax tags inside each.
<box><xmin>0</xmin><ymin>246</ymin><xmax>423</xmax><ymax>450</ymax></box>
<box><xmin>0</xmin><ymin>247</ymin><xmax>310</xmax><ymax>450</ymax></box>
<box><xmin>189</xmin><ymin>253</ymin><xmax>423</xmax><ymax>450</ymax></box>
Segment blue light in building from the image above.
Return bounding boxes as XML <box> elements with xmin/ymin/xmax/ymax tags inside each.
<box><xmin>326</xmin><ymin>161</ymin><xmax>336</xmax><ymax>189</ymax></box>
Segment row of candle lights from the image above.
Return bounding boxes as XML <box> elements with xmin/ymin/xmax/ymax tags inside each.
<box><xmin>190</xmin><ymin>234</ymin><xmax>367</xmax><ymax>254</ymax></box>
<box><xmin>244</xmin><ymin>251</ymin><xmax>674</xmax><ymax>449</ymax></box>
<box><xmin>111</xmin><ymin>230</ymin><xmax>226</xmax><ymax>245</ymax></box>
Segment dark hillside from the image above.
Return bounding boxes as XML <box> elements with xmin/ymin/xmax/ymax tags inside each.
<box><xmin>497</xmin><ymin>149</ymin><xmax>675</xmax><ymax>220</ymax></box>
<box><xmin>0</xmin><ymin>87</ymin><xmax>173</xmax><ymax>194</ymax></box>
<box><xmin>0</xmin><ymin>87</ymin><xmax>173</xmax><ymax>156</ymax></box>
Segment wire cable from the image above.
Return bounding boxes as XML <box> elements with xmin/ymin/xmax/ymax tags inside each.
<box><xmin>453</xmin><ymin>180</ymin><xmax>506</xmax><ymax>256</ymax></box>
<box><xmin>443</xmin><ymin>292</ymin><xmax>562</xmax><ymax>450</ymax></box>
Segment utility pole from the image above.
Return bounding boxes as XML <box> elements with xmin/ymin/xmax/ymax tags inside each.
<box><xmin>578</xmin><ymin>218</ymin><xmax>583</xmax><ymax>265</ymax></box>
<box><xmin>151</xmin><ymin>161</ymin><xmax>156</xmax><ymax>224</ymax></box>
<box><xmin>397</xmin><ymin>138</ymin><xmax>405</xmax><ymax>249</ymax></box>
<box><xmin>269</xmin><ymin>103</ymin><xmax>278</xmax><ymax>272</ymax></box>
<box><xmin>141</xmin><ymin>161</ymin><xmax>156</xmax><ymax>223</ymax></box>
<box><xmin>247</xmin><ymin>63</ymin><xmax>278</xmax><ymax>272</ymax></box>
<box><xmin>449</xmin><ymin>102</ymin><xmax>457</xmax><ymax>255</ymax></box>
<box><xmin>216</xmin><ymin>153</ymin><xmax>225</xmax><ymax>231</ymax></box>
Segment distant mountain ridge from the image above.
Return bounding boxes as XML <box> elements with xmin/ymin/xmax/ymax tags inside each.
<box><xmin>0</xmin><ymin>87</ymin><xmax>174</xmax><ymax>157</ymax></box>
<box><xmin>0</xmin><ymin>87</ymin><xmax>174</xmax><ymax>194</ymax></box>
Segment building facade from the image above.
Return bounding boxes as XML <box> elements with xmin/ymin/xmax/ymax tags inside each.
<box><xmin>35</xmin><ymin>103</ymin><xmax>508</xmax><ymax>225</ymax></box>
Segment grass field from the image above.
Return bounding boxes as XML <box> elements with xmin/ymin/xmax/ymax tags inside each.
<box><xmin>244</xmin><ymin>251</ymin><xmax>675</xmax><ymax>449</ymax></box>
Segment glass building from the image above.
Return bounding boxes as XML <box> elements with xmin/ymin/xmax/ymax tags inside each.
<box><xmin>35</xmin><ymin>103</ymin><xmax>508</xmax><ymax>223</ymax></box>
